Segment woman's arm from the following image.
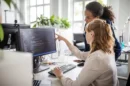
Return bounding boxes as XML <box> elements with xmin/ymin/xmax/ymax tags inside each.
<box><xmin>56</xmin><ymin>34</ymin><xmax>89</xmax><ymax>60</ymax></box>
<box><xmin>60</xmin><ymin>56</ymin><xmax>103</xmax><ymax>86</ymax></box>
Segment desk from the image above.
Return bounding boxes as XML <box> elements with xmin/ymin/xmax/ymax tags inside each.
<box><xmin>118</xmin><ymin>47</ymin><xmax>130</xmax><ymax>80</ymax></box>
<box><xmin>122</xmin><ymin>47</ymin><xmax>130</xmax><ymax>73</ymax></box>
<box><xmin>34</xmin><ymin>56</ymin><xmax>82</xmax><ymax>86</ymax></box>
<box><xmin>34</xmin><ymin>52</ymin><xmax>130</xmax><ymax>85</ymax></box>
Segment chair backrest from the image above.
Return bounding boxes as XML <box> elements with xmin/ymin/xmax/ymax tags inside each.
<box><xmin>73</xmin><ymin>33</ymin><xmax>85</xmax><ymax>42</ymax></box>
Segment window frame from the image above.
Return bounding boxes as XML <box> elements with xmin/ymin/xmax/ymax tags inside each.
<box><xmin>29</xmin><ymin>0</ymin><xmax>50</xmax><ymax>23</ymax></box>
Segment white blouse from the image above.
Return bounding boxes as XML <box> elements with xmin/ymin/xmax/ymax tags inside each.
<box><xmin>60</xmin><ymin>45</ymin><xmax>119</xmax><ymax>86</ymax></box>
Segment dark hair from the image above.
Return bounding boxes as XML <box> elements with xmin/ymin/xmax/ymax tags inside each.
<box><xmin>86</xmin><ymin>1</ymin><xmax>115</xmax><ymax>22</ymax></box>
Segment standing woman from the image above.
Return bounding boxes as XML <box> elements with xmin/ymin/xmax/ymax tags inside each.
<box><xmin>84</xmin><ymin>1</ymin><xmax>121</xmax><ymax>60</ymax></box>
<box><xmin>53</xmin><ymin>19</ymin><xmax>119</xmax><ymax>86</ymax></box>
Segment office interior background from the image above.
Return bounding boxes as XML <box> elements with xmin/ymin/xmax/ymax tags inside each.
<box><xmin>1</xmin><ymin>0</ymin><xmax>130</xmax><ymax>41</ymax></box>
<box><xmin>0</xmin><ymin>0</ymin><xmax>130</xmax><ymax>85</ymax></box>
<box><xmin>1</xmin><ymin>0</ymin><xmax>130</xmax><ymax>46</ymax></box>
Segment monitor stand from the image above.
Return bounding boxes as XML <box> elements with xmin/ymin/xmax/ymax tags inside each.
<box><xmin>33</xmin><ymin>56</ymin><xmax>49</xmax><ymax>73</ymax></box>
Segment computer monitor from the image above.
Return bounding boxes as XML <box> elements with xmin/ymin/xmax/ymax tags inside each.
<box><xmin>16</xmin><ymin>28</ymin><xmax>56</xmax><ymax>73</ymax></box>
<box><xmin>16</xmin><ymin>28</ymin><xmax>56</xmax><ymax>56</ymax></box>
<box><xmin>0</xmin><ymin>23</ymin><xmax>30</xmax><ymax>49</ymax></box>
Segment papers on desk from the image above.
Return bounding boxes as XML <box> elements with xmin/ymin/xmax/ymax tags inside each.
<box><xmin>122</xmin><ymin>47</ymin><xmax>130</xmax><ymax>52</ymax></box>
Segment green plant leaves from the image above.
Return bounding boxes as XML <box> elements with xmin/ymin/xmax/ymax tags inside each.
<box><xmin>33</xmin><ymin>24</ymin><xmax>37</xmax><ymax>28</ymax></box>
<box><xmin>97</xmin><ymin>0</ymin><xmax>105</xmax><ymax>6</ymax></box>
<box><xmin>0</xmin><ymin>0</ymin><xmax>11</xmax><ymax>42</ymax></box>
<box><xmin>0</xmin><ymin>24</ymin><xmax>4</xmax><ymax>41</ymax></box>
<box><xmin>50</xmin><ymin>15</ymin><xmax>55</xmax><ymax>25</ymax></box>
<box><xmin>4</xmin><ymin>0</ymin><xmax>12</xmax><ymax>8</ymax></box>
<box><xmin>33</xmin><ymin>15</ymin><xmax>71</xmax><ymax>29</ymax></box>
<box><xmin>33</xmin><ymin>15</ymin><xmax>50</xmax><ymax>28</ymax></box>
<box><xmin>60</xmin><ymin>18</ymin><xmax>70</xmax><ymax>29</ymax></box>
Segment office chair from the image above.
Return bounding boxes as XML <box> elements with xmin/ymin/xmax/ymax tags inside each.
<box><xmin>73</xmin><ymin>33</ymin><xmax>85</xmax><ymax>51</ymax></box>
<box><xmin>73</xmin><ymin>33</ymin><xmax>86</xmax><ymax>66</ymax></box>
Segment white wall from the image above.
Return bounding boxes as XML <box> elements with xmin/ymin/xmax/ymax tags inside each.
<box><xmin>50</xmin><ymin>0</ymin><xmax>59</xmax><ymax>16</ymax></box>
<box><xmin>108</xmin><ymin>0</ymin><xmax>130</xmax><ymax>43</ymax></box>
<box><xmin>1</xmin><ymin>0</ymin><xmax>19</xmax><ymax>23</ymax></box>
<box><xmin>118</xmin><ymin>0</ymin><xmax>130</xmax><ymax>43</ymax></box>
<box><xmin>108</xmin><ymin>0</ymin><xmax>119</xmax><ymax>27</ymax></box>
<box><xmin>107</xmin><ymin>0</ymin><xmax>119</xmax><ymax>40</ymax></box>
<box><xmin>19</xmin><ymin>0</ymin><xmax>25</xmax><ymax>24</ymax></box>
<box><xmin>1</xmin><ymin>0</ymin><xmax>26</xmax><ymax>24</ymax></box>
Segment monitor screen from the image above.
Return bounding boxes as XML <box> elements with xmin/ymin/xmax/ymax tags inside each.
<box><xmin>0</xmin><ymin>23</ymin><xmax>30</xmax><ymax>49</ymax></box>
<box><xmin>16</xmin><ymin>28</ymin><xmax>56</xmax><ymax>57</ymax></box>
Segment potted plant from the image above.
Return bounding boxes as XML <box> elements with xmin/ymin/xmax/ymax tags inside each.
<box><xmin>33</xmin><ymin>15</ymin><xmax>70</xmax><ymax>29</ymax></box>
<box><xmin>0</xmin><ymin>0</ymin><xmax>22</xmax><ymax>42</ymax></box>
<box><xmin>59</xmin><ymin>18</ymin><xmax>70</xmax><ymax>29</ymax></box>
<box><xmin>33</xmin><ymin>15</ymin><xmax>50</xmax><ymax>28</ymax></box>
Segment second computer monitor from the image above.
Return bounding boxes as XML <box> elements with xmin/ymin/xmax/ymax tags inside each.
<box><xmin>0</xmin><ymin>23</ymin><xmax>30</xmax><ymax>49</ymax></box>
<box><xmin>16</xmin><ymin>28</ymin><xmax>56</xmax><ymax>57</ymax></box>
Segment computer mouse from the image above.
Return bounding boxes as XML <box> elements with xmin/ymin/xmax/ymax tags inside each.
<box><xmin>77</xmin><ymin>62</ymin><xmax>84</xmax><ymax>66</ymax></box>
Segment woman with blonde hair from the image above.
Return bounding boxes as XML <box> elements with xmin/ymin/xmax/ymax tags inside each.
<box><xmin>53</xmin><ymin>19</ymin><xmax>119</xmax><ymax>86</ymax></box>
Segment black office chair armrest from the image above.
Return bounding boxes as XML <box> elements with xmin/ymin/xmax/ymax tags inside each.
<box><xmin>73</xmin><ymin>40</ymin><xmax>83</xmax><ymax>45</ymax></box>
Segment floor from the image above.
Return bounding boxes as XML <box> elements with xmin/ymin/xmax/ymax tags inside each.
<box><xmin>117</xmin><ymin>64</ymin><xmax>128</xmax><ymax>86</ymax></box>
<box><xmin>117</xmin><ymin>54</ymin><xmax>129</xmax><ymax>86</ymax></box>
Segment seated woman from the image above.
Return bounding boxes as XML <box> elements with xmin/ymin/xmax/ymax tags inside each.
<box><xmin>53</xmin><ymin>19</ymin><xmax>119</xmax><ymax>86</ymax></box>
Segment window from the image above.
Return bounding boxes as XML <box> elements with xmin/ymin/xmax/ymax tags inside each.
<box><xmin>37</xmin><ymin>6</ymin><xmax>43</xmax><ymax>17</ymax></box>
<box><xmin>44</xmin><ymin>0</ymin><xmax>50</xmax><ymax>4</ymax></box>
<box><xmin>73</xmin><ymin>0</ymin><xmax>107</xmax><ymax>33</ymax></box>
<box><xmin>37</xmin><ymin>0</ymin><xmax>43</xmax><ymax>5</ymax></box>
<box><xmin>30</xmin><ymin>0</ymin><xmax>36</xmax><ymax>6</ymax></box>
<box><xmin>30</xmin><ymin>7</ymin><xmax>36</xmax><ymax>22</ymax></box>
<box><xmin>44</xmin><ymin>5</ymin><xmax>50</xmax><ymax>18</ymax></box>
<box><xmin>74</xmin><ymin>2</ymin><xmax>83</xmax><ymax>21</ymax></box>
<box><xmin>29</xmin><ymin>0</ymin><xmax>50</xmax><ymax>23</ymax></box>
<box><xmin>97</xmin><ymin>0</ymin><xmax>107</xmax><ymax>5</ymax></box>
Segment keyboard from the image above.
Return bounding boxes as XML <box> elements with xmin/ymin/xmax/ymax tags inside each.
<box><xmin>33</xmin><ymin>80</ymin><xmax>41</xmax><ymax>86</ymax></box>
<box><xmin>48</xmin><ymin>64</ymin><xmax>76</xmax><ymax>76</ymax></box>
